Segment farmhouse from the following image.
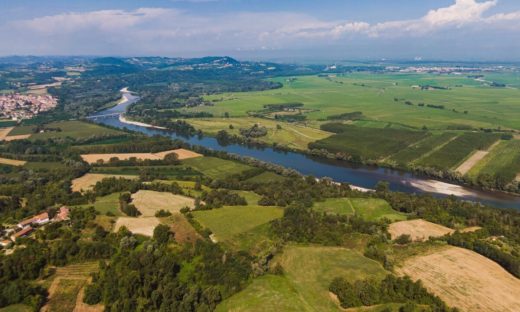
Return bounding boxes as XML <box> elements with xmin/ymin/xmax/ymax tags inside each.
<box><xmin>17</xmin><ymin>211</ymin><xmax>50</xmax><ymax>229</ymax></box>
<box><xmin>54</xmin><ymin>206</ymin><xmax>70</xmax><ymax>222</ymax></box>
<box><xmin>10</xmin><ymin>226</ymin><xmax>33</xmax><ymax>241</ymax></box>
<box><xmin>0</xmin><ymin>240</ymin><xmax>11</xmax><ymax>247</ymax></box>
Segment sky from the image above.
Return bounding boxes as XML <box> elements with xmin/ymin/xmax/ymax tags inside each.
<box><xmin>1</xmin><ymin>0</ymin><xmax>520</xmax><ymax>61</ymax></box>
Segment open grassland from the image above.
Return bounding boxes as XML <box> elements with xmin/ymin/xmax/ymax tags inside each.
<box><xmin>81</xmin><ymin>148</ymin><xmax>201</xmax><ymax>164</ymax></box>
<box><xmin>182</xmin><ymin>156</ymin><xmax>254</xmax><ymax>180</ymax></box>
<box><xmin>467</xmin><ymin>139</ymin><xmax>520</xmax><ymax>183</ymax></box>
<box><xmin>33</xmin><ymin>121</ymin><xmax>123</xmax><ymax>140</ymax></box>
<box><xmin>193</xmin><ymin>74</ymin><xmax>520</xmax><ymax>130</ymax></box>
<box><xmin>192</xmin><ymin>205</ymin><xmax>283</xmax><ymax>242</ymax></box>
<box><xmin>245</xmin><ymin>171</ymin><xmax>287</xmax><ymax>184</ymax></box>
<box><xmin>0</xmin><ymin>157</ymin><xmax>26</xmax><ymax>166</ymax></box>
<box><xmin>131</xmin><ymin>190</ymin><xmax>196</xmax><ymax>216</ymax></box>
<box><xmin>388</xmin><ymin>132</ymin><xmax>458</xmax><ymax>166</ymax></box>
<box><xmin>416</xmin><ymin>132</ymin><xmax>500</xmax><ymax>170</ymax></box>
<box><xmin>74</xmin><ymin>192</ymin><xmax>122</xmax><ymax>216</ymax></box>
<box><xmin>71</xmin><ymin>173</ymin><xmax>138</xmax><ymax>192</ymax></box>
<box><xmin>310</xmin><ymin>124</ymin><xmax>429</xmax><ymax>160</ymax></box>
<box><xmin>188</xmin><ymin>117</ymin><xmax>332</xmax><ymax>150</ymax></box>
<box><xmin>313</xmin><ymin>198</ymin><xmax>406</xmax><ymax>221</ymax></box>
<box><xmin>218</xmin><ymin>246</ymin><xmax>388</xmax><ymax>312</ymax></box>
<box><xmin>388</xmin><ymin>219</ymin><xmax>453</xmax><ymax>241</ymax></box>
<box><xmin>398</xmin><ymin>246</ymin><xmax>520</xmax><ymax>312</ymax></box>
<box><xmin>114</xmin><ymin>217</ymin><xmax>160</xmax><ymax>237</ymax></box>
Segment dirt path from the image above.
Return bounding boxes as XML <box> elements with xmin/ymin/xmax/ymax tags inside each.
<box><xmin>456</xmin><ymin>140</ymin><xmax>501</xmax><ymax>175</ymax></box>
<box><xmin>398</xmin><ymin>246</ymin><xmax>520</xmax><ymax>312</ymax></box>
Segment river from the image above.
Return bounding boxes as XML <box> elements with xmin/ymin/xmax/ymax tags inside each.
<box><xmin>87</xmin><ymin>91</ymin><xmax>520</xmax><ymax>210</ymax></box>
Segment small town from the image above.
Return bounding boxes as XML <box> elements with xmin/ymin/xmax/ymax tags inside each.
<box><xmin>0</xmin><ymin>93</ymin><xmax>58</xmax><ymax>120</ymax></box>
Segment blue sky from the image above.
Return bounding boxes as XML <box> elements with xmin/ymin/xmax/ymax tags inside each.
<box><xmin>1</xmin><ymin>0</ymin><xmax>520</xmax><ymax>61</ymax></box>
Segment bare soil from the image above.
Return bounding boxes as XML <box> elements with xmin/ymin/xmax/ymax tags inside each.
<box><xmin>388</xmin><ymin>219</ymin><xmax>454</xmax><ymax>241</ymax></box>
<box><xmin>81</xmin><ymin>148</ymin><xmax>202</xmax><ymax>164</ymax></box>
<box><xmin>114</xmin><ymin>217</ymin><xmax>160</xmax><ymax>237</ymax></box>
<box><xmin>71</xmin><ymin>173</ymin><xmax>138</xmax><ymax>192</ymax></box>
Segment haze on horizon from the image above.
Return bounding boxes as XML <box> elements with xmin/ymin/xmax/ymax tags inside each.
<box><xmin>1</xmin><ymin>0</ymin><xmax>520</xmax><ymax>62</ymax></box>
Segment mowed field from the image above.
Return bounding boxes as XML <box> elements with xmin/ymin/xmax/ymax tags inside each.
<box><xmin>398</xmin><ymin>246</ymin><xmax>520</xmax><ymax>312</ymax></box>
<box><xmin>71</xmin><ymin>173</ymin><xmax>138</xmax><ymax>192</ymax></box>
<box><xmin>388</xmin><ymin>219</ymin><xmax>454</xmax><ymax>241</ymax></box>
<box><xmin>182</xmin><ymin>156</ymin><xmax>254</xmax><ymax>180</ymax></box>
<box><xmin>313</xmin><ymin>197</ymin><xmax>406</xmax><ymax>222</ymax></box>
<box><xmin>192</xmin><ymin>205</ymin><xmax>283</xmax><ymax>242</ymax></box>
<box><xmin>81</xmin><ymin>148</ymin><xmax>202</xmax><ymax>164</ymax></box>
<box><xmin>131</xmin><ymin>190</ymin><xmax>196</xmax><ymax>216</ymax></box>
<box><xmin>0</xmin><ymin>157</ymin><xmax>26</xmax><ymax>166</ymax></box>
<box><xmin>114</xmin><ymin>216</ymin><xmax>160</xmax><ymax>236</ymax></box>
<box><xmin>187</xmin><ymin>117</ymin><xmax>332</xmax><ymax>150</ymax></box>
<box><xmin>218</xmin><ymin>246</ymin><xmax>389</xmax><ymax>311</ymax></box>
<box><xmin>10</xmin><ymin>121</ymin><xmax>124</xmax><ymax>140</ymax></box>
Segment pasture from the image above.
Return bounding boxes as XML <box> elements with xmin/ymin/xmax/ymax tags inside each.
<box><xmin>187</xmin><ymin>117</ymin><xmax>332</xmax><ymax>150</ymax></box>
<box><xmin>192</xmin><ymin>74</ymin><xmax>520</xmax><ymax>130</ymax></box>
<box><xmin>71</xmin><ymin>173</ymin><xmax>138</xmax><ymax>192</ymax></box>
<box><xmin>32</xmin><ymin>121</ymin><xmax>123</xmax><ymax>140</ymax></box>
<box><xmin>131</xmin><ymin>190</ymin><xmax>196</xmax><ymax>216</ymax></box>
<box><xmin>74</xmin><ymin>192</ymin><xmax>122</xmax><ymax>216</ymax></box>
<box><xmin>245</xmin><ymin>171</ymin><xmax>287</xmax><ymax>184</ymax></box>
<box><xmin>192</xmin><ymin>205</ymin><xmax>283</xmax><ymax>242</ymax></box>
<box><xmin>182</xmin><ymin>156</ymin><xmax>254</xmax><ymax>180</ymax></box>
<box><xmin>388</xmin><ymin>219</ymin><xmax>453</xmax><ymax>241</ymax></box>
<box><xmin>398</xmin><ymin>246</ymin><xmax>520</xmax><ymax>312</ymax></box>
<box><xmin>313</xmin><ymin>198</ymin><xmax>406</xmax><ymax>221</ymax></box>
<box><xmin>114</xmin><ymin>217</ymin><xmax>160</xmax><ymax>237</ymax></box>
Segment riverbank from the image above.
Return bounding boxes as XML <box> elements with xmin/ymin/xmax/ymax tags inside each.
<box><xmin>119</xmin><ymin>115</ymin><xmax>167</xmax><ymax>130</ymax></box>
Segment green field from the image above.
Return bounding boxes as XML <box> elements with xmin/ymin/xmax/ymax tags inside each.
<box><xmin>23</xmin><ymin>161</ymin><xmax>68</xmax><ymax>170</ymax></box>
<box><xmin>91</xmin><ymin>165</ymin><xmax>201</xmax><ymax>178</ymax></box>
<box><xmin>189</xmin><ymin>74</ymin><xmax>520</xmax><ymax>130</ymax></box>
<box><xmin>389</xmin><ymin>132</ymin><xmax>458</xmax><ymax>166</ymax></box>
<box><xmin>245</xmin><ymin>171</ymin><xmax>287</xmax><ymax>184</ymax></box>
<box><xmin>467</xmin><ymin>139</ymin><xmax>520</xmax><ymax>183</ymax></box>
<box><xmin>188</xmin><ymin>117</ymin><xmax>332</xmax><ymax>150</ymax></box>
<box><xmin>416</xmin><ymin>132</ymin><xmax>501</xmax><ymax>169</ymax></box>
<box><xmin>9</xmin><ymin>121</ymin><xmax>123</xmax><ymax>139</ymax></box>
<box><xmin>0</xmin><ymin>305</ymin><xmax>32</xmax><ymax>312</ymax></box>
<box><xmin>76</xmin><ymin>192</ymin><xmax>122</xmax><ymax>216</ymax></box>
<box><xmin>192</xmin><ymin>205</ymin><xmax>283</xmax><ymax>242</ymax></box>
<box><xmin>313</xmin><ymin>198</ymin><xmax>406</xmax><ymax>221</ymax></box>
<box><xmin>218</xmin><ymin>246</ymin><xmax>389</xmax><ymax>311</ymax></box>
<box><xmin>182</xmin><ymin>156</ymin><xmax>254</xmax><ymax>180</ymax></box>
<box><xmin>310</xmin><ymin>124</ymin><xmax>429</xmax><ymax>160</ymax></box>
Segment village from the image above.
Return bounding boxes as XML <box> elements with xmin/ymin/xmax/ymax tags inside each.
<box><xmin>0</xmin><ymin>93</ymin><xmax>58</xmax><ymax>120</ymax></box>
<box><xmin>0</xmin><ymin>206</ymin><xmax>69</xmax><ymax>251</ymax></box>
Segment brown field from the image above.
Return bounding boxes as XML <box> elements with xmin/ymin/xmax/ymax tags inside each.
<box><xmin>397</xmin><ymin>246</ymin><xmax>520</xmax><ymax>312</ymax></box>
<box><xmin>81</xmin><ymin>148</ymin><xmax>202</xmax><ymax>164</ymax></box>
<box><xmin>71</xmin><ymin>173</ymin><xmax>138</xmax><ymax>192</ymax></box>
<box><xmin>3</xmin><ymin>134</ymin><xmax>31</xmax><ymax>141</ymax></box>
<box><xmin>388</xmin><ymin>219</ymin><xmax>454</xmax><ymax>241</ymax></box>
<box><xmin>456</xmin><ymin>140</ymin><xmax>500</xmax><ymax>175</ymax></box>
<box><xmin>0</xmin><ymin>157</ymin><xmax>26</xmax><ymax>166</ymax></box>
<box><xmin>167</xmin><ymin>213</ymin><xmax>202</xmax><ymax>244</ymax></box>
<box><xmin>131</xmin><ymin>190</ymin><xmax>196</xmax><ymax>217</ymax></box>
<box><xmin>0</xmin><ymin>127</ymin><xmax>13</xmax><ymax>140</ymax></box>
<box><xmin>516</xmin><ymin>173</ymin><xmax>520</xmax><ymax>182</ymax></box>
<box><xmin>114</xmin><ymin>217</ymin><xmax>160</xmax><ymax>236</ymax></box>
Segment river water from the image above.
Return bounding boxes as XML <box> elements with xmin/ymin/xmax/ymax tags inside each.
<box><xmin>87</xmin><ymin>92</ymin><xmax>520</xmax><ymax>210</ymax></box>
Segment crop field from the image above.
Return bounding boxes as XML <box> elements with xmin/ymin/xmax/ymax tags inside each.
<box><xmin>131</xmin><ymin>190</ymin><xmax>196</xmax><ymax>216</ymax></box>
<box><xmin>310</xmin><ymin>124</ymin><xmax>429</xmax><ymax>160</ymax></box>
<box><xmin>81</xmin><ymin>148</ymin><xmax>201</xmax><ymax>164</ymax></box>
<box><xmin>182</xmin><ymin>156</ymin><xmax>254</xmax><ymax>180</ymax></box>
<box><xmin>416</xmin><ymin>132</ymin><xmax>501</xmax><ymax>169</ymax></box>
<box><xmin>313</xmin><ymin>198</ymin><xmax>405</xmax><ymax>221</ymax></box>
<box><xmin>467</xmin><ymin>139</ymin><xmax>520</xmax><ymax>183</ymax></box>
<box><xmin>398</xmin><ymin>246</ymin><xmax>520</xmax><ymax>312</ymax></box>
<box><xmin>388</xmin><ymin>219</ymin><xmax>454</xmax><ymax>241</ymax></box>
<box><xmin>454</xmin><ymin>140</ymin><xmax>501</xmax><ymax>175</ymax></box>
<box><xmin>31</xmin><ymin>121</ymin><xmax>123</xmax><ymax>140</ymax></box>
<box><xmin>114</xmin><ymin>217</ymin><xmax>160</xmax><ymax>237</ymax></box>
<box><xmin>187</xmin><ymin>117</ymin><xmax>332</xmax><ymax>150</ymax></box>
<box><xmin>192</xmin><ymin>205</ymin><xmax>283</xmax><ymax>242</ymax></box>
<box><xmin>191</xmin><ymin>74</ymin><xmax>520</xmax><ymax>130</ymax></box>
<box><xmin>91</xmin><ymin>165</ymin><xmax>201</xmax><ymax>179</ymax></box>
<box><xmin>388</xmin><ymin>132</ymin><xmax>458</xmax><ymax>166</ymax></box>
<box><xmin>0</xmin><ymin>157</ymin><xmax>26</xmax><ymax>166</ymax></box>
<box><xmin>165</xmin><ymin>213</ymin><xmax>202</xmax><ymax>244</ymax></box>
<box><xmin>74</xmin><ymin>192</ymin><xmax>122</xmax><ymax>216</ymax></box>
<box><xmin>0</xmin><ymin>127</ymin><xmax>14</xmax><ymax>140</ymax></box>
<box><xmin>71</xmin><ymin>173</ymin><xmax>138</xmax><ymax>192</ymax></box>
<box><xmin>245</xmin><ymin>171</ymin><xmax>287</xmax><ymax>184</ymax></box>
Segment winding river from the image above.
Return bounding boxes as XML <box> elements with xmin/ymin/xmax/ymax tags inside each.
<box><xmin>88</xmin><ymin>91</ymin><xmax>520</xmax><ymax>210</ymax></box>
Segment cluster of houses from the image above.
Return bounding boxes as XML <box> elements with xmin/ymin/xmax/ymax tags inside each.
<box><xmin>0</xmin><ymin>93</ymin><xmax>58</xmax><ymax>120</ymax></box>
<box><xmin>0</xmin><ymin>206</ymin><xmax>69</xmax><ymax>248</ymax></box>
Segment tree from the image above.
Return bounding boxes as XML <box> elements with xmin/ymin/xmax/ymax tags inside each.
<box><xmin>153</xmin><ymin>224</ymin><xmax>173</xmax><ymax>245</ymax></box>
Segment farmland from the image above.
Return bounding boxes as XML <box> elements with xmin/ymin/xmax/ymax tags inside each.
<box><xmin>131</xmin><ymin>190</ymin><xmax>196</xmax><ymax>216</ymax></box>
<box><xmin>218</xmin><ymin>246</ymin><xmax>389</xmax><ymax>312</ymax></box>
<box><xmin>0</xmin><ymin>157</ymin><xmax>26</xmax><ymax>166</ymax></box>
<box><xmin>467</xmin><ymin>139</ymin><xmax>520</xmax><ymax>185</ymax></box>
<box><xmin>80</xmin><ymin>148</ymin><xmax>201</xmax><ymax>164</ymax></box>
<box><xmin>192</xmin><ymin>205</ymin><xmax>283</xmax><ymax>242</ymax></box>
<box><xmin>388</xmin><ymin>132</ymin><xmax>458</xmax><ymax>166</ymax></box>
<box><xmin>114</xmin><ymin>216</ymin><xmax>160</xmax><ymax>236</ymax></box>
<box><xmin>71</xmin><ymin>173</ymin><xmax>138</xmax><ymax>192</ymax></box>
<box><xmin>398</xmin><ymin>246</ymin><xmax>520</xmax><ymax>312</ymax></box>
<box><xmin>182</xmin><ymin>156</ymin><xmax>254</xmax><ymax>180</ymax></box>
<box><xmin>388</xmin><ymin>219</ymin><xmax>454</xmax><ymax>241</ymax></box>
<box><xmin>15</xmin><ymin>121</ymin><xmax>124</xmax><ymax>140</ymax></box>
<box><xmin>313</xmin><ymin>198</ymin><xmax>406</xmax><ymax>221</ymax></box>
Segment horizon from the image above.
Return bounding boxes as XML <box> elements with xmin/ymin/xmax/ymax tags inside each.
<box><xmin>1</xmin><ymin>0</ymin><xmax>520</xmax><ymax>61</ymax></box>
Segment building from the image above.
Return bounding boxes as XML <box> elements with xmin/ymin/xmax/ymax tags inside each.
<box><xmin>10</xmin><ymin>226</ymin><xmax>33</xmax><ymax>241</ymax></box>
<box><xmin>54</xmin><ymin>206</ymin><xmax>70</xmax><ymax>222</ymax></box>
<box><xmin>0</xmin><ymin>240</ymin><xmax>11</xmax><ymax>247</ymax></box>
<box><xmin>17</xmin><ymin>212</ymin><xmax>50</xmax><ymax>229</ymax></box>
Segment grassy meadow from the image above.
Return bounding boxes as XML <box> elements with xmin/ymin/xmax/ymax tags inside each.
<box><xmin>313</xmin><ymin>198</ymin><xmax>406</xmax><ymax>222</ymax></box>
<box><xmin>182</xmin><ymin>156</ymin><xmax>254</xmax><ymax>180</ymax></box>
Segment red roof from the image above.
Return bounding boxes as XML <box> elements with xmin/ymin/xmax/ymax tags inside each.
<box><xmin>11</xmin><ymin>226</ymin><xmax>33</xmax><ymax>240</ymax></box>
